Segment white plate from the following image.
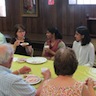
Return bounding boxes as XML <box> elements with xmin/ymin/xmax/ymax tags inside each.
<box><xmin>26</xmin><ymin>57</ymin><xmax>47</xmax><ymax>64</ymax></box>
<box><xmin>20</xmin><ymin>42</ymin><xmax>29</xmax><ymax>46</ymax></box>
<box><xmin>25</xmin><ymin>75</ymin><xmax>41</xmax><ymax>85</ymax></box>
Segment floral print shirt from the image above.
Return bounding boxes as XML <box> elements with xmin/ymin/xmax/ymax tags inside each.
<box><xmin>40</xmin><ymin>79</ymin><xmax>84</xmax><ymax>96</ymax></box>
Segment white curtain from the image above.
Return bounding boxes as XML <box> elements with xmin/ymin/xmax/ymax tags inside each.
<box><xmin>69</xmin><ymin>0</ymin><xmax>96</xmax><ymax>5</ymax></box>
<box><xmin>0</xmin><ymin>0</ymin><xmax>6</xmax><ymax>17</ymax></box>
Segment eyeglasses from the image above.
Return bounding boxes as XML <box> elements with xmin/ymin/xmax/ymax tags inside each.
<box><xmin>18</xmin><ymin>30</ymin><xmax>25</xmax><ymax>32</ymax></box>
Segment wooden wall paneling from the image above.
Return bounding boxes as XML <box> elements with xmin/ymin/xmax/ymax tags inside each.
<box><xmin>56</xmin><ymin>0</ymin><xmax>63</xmax><ymax>35</ymax></box>
<box><xmin>93</xmin><ymin>6</ymin><xmax>96</xmax><ymax>17</ymax></box>
<box><xmin>67</xmin><ymin>5</ymin><xmax>75</xmax><ymax>36</ymax></box>
<box><xmin>3</xmin><ymin>0</ymin><xmax>21</xmax><ymax>34</ymax></box>
<box><xmin>0</xmin><ymin>18</ymin><xmax>3</xmax><ymax>31</ymax></box>
<box><xmin>61</xmin><ymin>0</ymin><xmax>68</xmax><ymax>35</ymax></box>
<box><xmin>39</xmin><ymin>0</ymin><xmax>51</xmax><ymax>34</ymax></box>
<box><xmin>1</xmin><ymin>0</ymin><xmax>96</xmax><ymax>45</ymax></box>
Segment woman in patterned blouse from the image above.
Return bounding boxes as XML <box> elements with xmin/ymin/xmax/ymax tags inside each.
<box><xmin>38</xmin><ymin>47</ymin><xmax>95</xmax><ymax>96</ymax></box>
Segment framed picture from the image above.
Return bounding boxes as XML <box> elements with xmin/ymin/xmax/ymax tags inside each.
<box><xmin>21</xmin><ymin>0</ymin><xmax>38</xmax><ymax>17</ymax></box>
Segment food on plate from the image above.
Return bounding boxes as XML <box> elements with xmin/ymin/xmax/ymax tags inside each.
<box><xmin>23</xmin><ymin>74</ymin><xmax>28</xmax><ymax>78</ymax></box>
<box><xmin>25</xmin><ymin>75</ymin><xmax>41</xmax><ymax>84</ymax></box>
<box><xmin>17</xmin><ymin>58</ymin><xmax>26</xmax><ymax>63</ymax></box>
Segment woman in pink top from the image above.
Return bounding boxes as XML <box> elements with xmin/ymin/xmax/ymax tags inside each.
<box><xmin>39</xmin><ymin>48</ymin><xmax>95</xmax><ymax>96</ymax></box>
<box><xmin>42</xmin><ymin>27</ymin><xmax>66</xmax><ymax>60</ymax></box>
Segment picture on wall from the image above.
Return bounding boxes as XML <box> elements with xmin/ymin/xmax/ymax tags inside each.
<box><xmin>21</xmin><ymin>0</ymin><xmax>38</xmax><ymax>17</ymax></box>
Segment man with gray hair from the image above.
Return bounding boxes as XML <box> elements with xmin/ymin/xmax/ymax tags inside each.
<box><xmin>0</xmin><ymin>43</ymin><xmax>36</xmax><ymax>96</ymax></box>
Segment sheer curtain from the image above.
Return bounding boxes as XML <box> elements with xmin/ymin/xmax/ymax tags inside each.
<box><xmin>69</xmin><ymin>0</ymin><xmax>96</xmax><ymax>5</ymax></box>
<box><xmin>0</xmin><ymin>0</ymin><xmax>6</xmax><ymax>17</ymax></box>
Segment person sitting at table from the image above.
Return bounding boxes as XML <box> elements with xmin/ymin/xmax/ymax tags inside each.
<box><xmin>11</xmin><ymin>24</ymin><xmax>33</xmax><ymax>56</ymax></box>
<box><xmin>42</xmin><ymin>27</ymin><xmax>66</xmax><ymax>60</ymax></box>
<box><xmin>72</xmin><ymin>26</ymin><xmax>95</xmax><ymax>67</ymax></box>
<box><xmin>0</xmin><ymin>43</ymin><xmax>50</xmax><ymax>96</ymax></box>
<box><xmin>38</xmin><ymin>47</ymin><xmax>95</xmax><ymax>96</ymax></box>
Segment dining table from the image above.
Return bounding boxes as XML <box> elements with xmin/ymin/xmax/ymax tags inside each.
<box><xmin>11</xmin><ymin>54</ymin><xmax>96</xmax><ymax>89</ymax></box>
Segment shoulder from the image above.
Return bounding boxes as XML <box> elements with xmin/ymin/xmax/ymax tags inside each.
<box><xmin>0</xmin><ymin>33</ymin><xmax>5</xmax><ymax>40</ymax></box>
<box><xmin>0</xmin><ymin>32</ymin><xmax>4</xmax><ymax>37</ymax></box>
<box><xmin>58</xmin><ymin>40</ymin><xmax>66</xmax><ymax>48</ymax></box>
<box><xmin>6</xmin><ymin>73</ymin><xmax>22</xmax><ymax>83</ymax></box>
<box><xmin>89</xmin><ymin>42</ymin><xmax>94</xmax><ymax>47</ymax></box>
<box><xmin>0</xmin><ymin>73</ymin><xmax>22</xmax><ymax>87</ymax></box>
<box><xmin>24</xmin><ymin>38</ymin><xmax>32</xmax><ymax>45</ymax></box>
<box><xmin>86</xmin><ymin>42</ymin><xmax>95</xmax><ymax>49</ymax></box>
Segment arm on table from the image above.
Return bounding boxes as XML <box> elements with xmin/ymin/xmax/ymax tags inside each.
<box><xmin>12</xmin><ymin>66</ymin><xmax>31</xmax><ymax>75</ymax></box>
<box><xmin>35</xmin><ymin>69</ymin><xmax>51</xmax><ymax>96</ymax></box>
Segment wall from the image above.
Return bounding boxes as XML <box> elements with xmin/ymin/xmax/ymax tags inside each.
<box><xmin>0</xmin><ymin>0</ymin><xmax>96</xmax><ymax>49</ymax></box>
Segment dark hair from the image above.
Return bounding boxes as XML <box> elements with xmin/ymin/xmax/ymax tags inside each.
<box><xmin>47</xmin><ymin>27</ymin><xmax>62</xmax><ymax>39</ymax></box>
<box><xmin>76</xmin><ymin>26</ymin><xmax>91</xmax><ymax>46</ymax></box>
<box><xmin>13</xmin><ymin>24</ymin><xmax>26</xmax><ymax>37</ymax></box>
<box><xmin>54</xmin><ymin>47</ymin><xmax>78</xmax><ymax>76</ymax></box>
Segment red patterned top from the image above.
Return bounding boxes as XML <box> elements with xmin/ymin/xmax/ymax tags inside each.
<box><xmin>44</xmin><ymin>39</ymin><xmax>64</xmax><ymax>57</ymax></box>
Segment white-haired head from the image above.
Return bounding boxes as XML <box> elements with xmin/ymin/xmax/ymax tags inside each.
<box><xmin>0</xmin><ymin>43</ymin><xmax>14</xmax><ymax>65</ymax></box>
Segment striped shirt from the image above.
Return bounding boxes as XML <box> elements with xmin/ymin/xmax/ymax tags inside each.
<box><xmin>0</xmin><ymin>66</ymin><xmax>36</xmax><ymax>96</ymax></box>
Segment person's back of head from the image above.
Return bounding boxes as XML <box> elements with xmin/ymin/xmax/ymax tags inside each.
<box><xmin>47</xmin><ymin>27</ymin><xmax>62</xmax><ymax>39</ymax></box>
<box><xmin>54</xmin><ymin>47</ymin><xmax>78</xmax><ymax>76</ymax></box>
<box><xmin>76</xmin><ymin>26</ymin><xmax>91</xmax><ymax>46</ymax></box>
<box><xmin>0</xmin><ymin>43</ymin><xmax>14</xmax><ymax>65</ymax></box>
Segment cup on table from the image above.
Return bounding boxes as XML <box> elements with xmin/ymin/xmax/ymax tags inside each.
<box><xmin>44</xmin><ymin>45</ymin><xmax>49</xmax><ymax>49</ymax></box>
<box><xmin>41</xmin><ymin>67</ymin><xmax>49</xmax><ymax>73</ymax></box>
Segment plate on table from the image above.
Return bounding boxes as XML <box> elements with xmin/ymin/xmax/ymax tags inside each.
<box><xmin>20</xmin><ymin>42</ymin><xmax>29</xmax><ymax>46</ymax></box>
<box><xmin>26</xmin><ymin>57</ymin><xmax>47</xmax><ymax>64</ymax></box>
<box><xmin>25</xmin><ymin>75</ymin><xmax>41</xmax><ymax>85</ymax></box>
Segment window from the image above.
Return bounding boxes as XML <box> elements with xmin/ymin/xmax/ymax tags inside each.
<box><xmin>69</xmin><ymin>0</ymin><xmax>96</xmax><ymax>5</ymax></box>
<box><xmin>0</xmin><ymin>0</ymin><xmax>6</xmax><ymax>17</ymax></box>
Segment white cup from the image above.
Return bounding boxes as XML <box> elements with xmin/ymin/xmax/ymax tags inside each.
<box><xmin>41</xmin><ymin>67</ymin><xmax>48</xmax><ymax>72</ymax></box>
<box><xmin>44</xmin><ymin>45</ymin><xmax>49</xmax><ymax>49</ymax></box>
